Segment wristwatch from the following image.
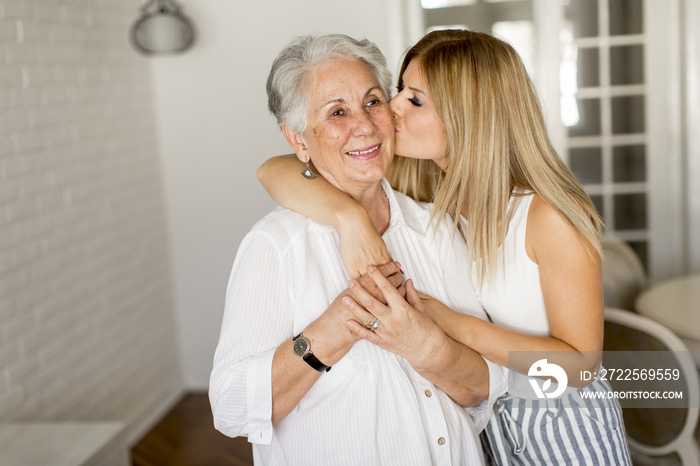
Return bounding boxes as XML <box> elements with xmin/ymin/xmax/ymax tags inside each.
<box><xmin>292</xmin><ymin>333</ymin><xmax>331</xmax><ymax>372</ymax></box>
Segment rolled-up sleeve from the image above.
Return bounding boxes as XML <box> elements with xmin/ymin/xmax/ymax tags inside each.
<box><xmin>209</xmin><ymin>229</ymin><xmax>294</xmax><ymax>444</ymax></box>
<box><xmin>469</xmin><ymin>357</ymin><xmax>508</xmax><ymax>431</ymax></box>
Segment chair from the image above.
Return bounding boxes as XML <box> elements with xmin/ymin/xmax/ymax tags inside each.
<box><xmin>603</xmin><ymin>307</ymin><xmax>700</xmax><ymax>465</ymax></box>
<box><xmin>601</xmin><ymin>238</ymin><xmax>646</xmax><ymax>311</ymax></box>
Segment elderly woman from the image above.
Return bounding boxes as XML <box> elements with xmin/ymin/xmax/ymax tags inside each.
<box><xmin>209</xmin><ymin>34</ymin><xmax>506</xmax><ymax>466</ymax></box>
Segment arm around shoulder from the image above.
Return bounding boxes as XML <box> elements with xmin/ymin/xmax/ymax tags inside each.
<box><xmin>256</xmin><ymin>155</ymin><xmax>391</xmax><ymax>277</ymax></box>
<box><xmin>256</xmin><ymin>154</ymin><xmax>369</xmax><ymax>229</ymax></box>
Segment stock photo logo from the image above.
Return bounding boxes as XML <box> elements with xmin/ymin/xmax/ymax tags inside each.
<box><xmin>528</xmin><ymin>359</ymin><xmax>569</xmax><ymax>399</ymax></box>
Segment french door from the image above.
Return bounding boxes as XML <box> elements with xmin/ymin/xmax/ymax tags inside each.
<box><xmin>404</xmin><ymin>0</ymin><xmax>685</xmax><ymax>282</ymax></box>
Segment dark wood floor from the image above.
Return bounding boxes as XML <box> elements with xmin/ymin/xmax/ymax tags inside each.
<box><xmin>131</xmin><ymin>392</ymin><xmax>253</xmax><ymax>466</ymax></box>
<box><xmin>134</xmin><ymin>392</ymin><xmax>700</xmax><ymax>465</ymax></box>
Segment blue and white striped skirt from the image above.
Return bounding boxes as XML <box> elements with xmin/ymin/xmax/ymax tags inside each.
<box><xmin>481</xmin><ymin>378</ymin><xmax>632</xmax><ymax>465</ymax></box>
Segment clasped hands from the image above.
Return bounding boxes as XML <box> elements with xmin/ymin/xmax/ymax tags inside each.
<box><xmin>306</xmin><ymin>261</ymin><xmax>453</xmax><ymax>372</ymax></box>
<box><xmin>342</xmin><ymin>263</ymin><xmax>452</xmax><ymax>371</ymax></box>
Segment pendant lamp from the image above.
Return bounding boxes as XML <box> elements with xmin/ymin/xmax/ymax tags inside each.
<box><xmin>130</xmin><ymin>0</ymin><xmax>195</xmax><ymax>55</ymax></box>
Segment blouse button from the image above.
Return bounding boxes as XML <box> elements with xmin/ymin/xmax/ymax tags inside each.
<box><xmin>438</xmin><ymin>437</ymin><xmax>446</xmax><ymax>445</ymax></box>
<box><xmin>424</xmin><ymin>389</ymin><xmax>432</xmax><ymax>397</ymax></box>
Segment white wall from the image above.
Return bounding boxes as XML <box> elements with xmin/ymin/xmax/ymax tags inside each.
<box><xmin>0</xmin><ymin>0</ymin><xmax>183</xmax><ymax>444</ymax></box>
<box><xmin>150</xmin><ymin>1</ymin><xmax>397</xmax><ymax>388</ymax></box>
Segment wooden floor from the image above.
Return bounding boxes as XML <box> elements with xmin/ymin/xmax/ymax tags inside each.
<box><xmin>133</xmin><ymin>392</ymin><xmax>700</xmax><ymax>465</ymax></box>
<box><xmin>131</xmin><ymin>392</ymin><xmax>253</xmax><ymax>466</ymax></box>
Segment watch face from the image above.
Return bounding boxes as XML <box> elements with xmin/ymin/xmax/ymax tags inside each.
<box><xmin>293</xmin><ymin>336</ymin><xmax>310</xmax><ymax>356</ymax></box>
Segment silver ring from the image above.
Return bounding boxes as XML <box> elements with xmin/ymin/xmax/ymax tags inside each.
<box><xmin>366</xmin><ymin>317</ymin><xmax>381</xmax><ymax>331</ymax></box>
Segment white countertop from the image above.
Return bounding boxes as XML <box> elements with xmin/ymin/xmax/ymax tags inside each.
<box><xmin>0</xmin><ymin>422</ymin><xmax>127</xmax><ymax>466</ymax></box>
<box><xmin>635</xmin><ymin>274</ymin><xmax>700</xmax><ymax>340</ymax></box>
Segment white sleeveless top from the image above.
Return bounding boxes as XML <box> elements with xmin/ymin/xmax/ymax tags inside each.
<box><xmin>474</xmin><ymin>193</ymin><xmax>567</xmax><ymax>399</ymax></box>
<box><xmin>474</xmin><ymin>193</ymin><xmax>550</xmax><ymax>337</ymax></box>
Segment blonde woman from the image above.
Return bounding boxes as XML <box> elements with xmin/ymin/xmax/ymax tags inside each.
<box><xmin>257</xmin><ymin>30</ymin><xmax>631</xmax><ymax>465</ymax></box>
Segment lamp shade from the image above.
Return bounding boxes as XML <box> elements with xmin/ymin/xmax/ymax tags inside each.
<box><xmin>130</xmin><ymin>0</ymin><xmax>195</xmax><ymax>55</ymax></box>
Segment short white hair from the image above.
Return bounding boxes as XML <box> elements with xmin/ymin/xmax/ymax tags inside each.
<box><xmin>266</xmin><ymin>34</ymin><xmax>393</xmax><ymax>135</ymax></box>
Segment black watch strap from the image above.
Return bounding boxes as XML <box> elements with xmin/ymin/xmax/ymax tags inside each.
<box><xmin>302</xmin><ymin>352</ymin><xmax>331</xmax><ymax>373</ymax></box>
<box><xmin>292</xmin><ymin>333</ymin><xmax>331</xmax><ymax>372</ymax></box>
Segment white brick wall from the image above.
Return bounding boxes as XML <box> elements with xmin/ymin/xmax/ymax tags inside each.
<box><xmin>0</xmin><ymin>0</ymin><xmax>184</xmax><ymax>443</ymax></box>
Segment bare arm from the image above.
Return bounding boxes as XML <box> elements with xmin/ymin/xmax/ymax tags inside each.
<box><xmin>271</xmin><ymin>262</ymin><xmax>405</xmax><ymax>424</ymax></box>
<box><xmin>210</xmin><ymin>238</ymin><xmax>404</xmax><ymax>436</ymax></box>
<box><xmin>270</xmin><ymin>293</ymin><xmax>353</xmax><ymax>424</ymax></box>
<box><xmin>420</xmin><ymin>195</ymin><xmax>603</xmax><ymax>388</ymax></box>
<box><xmin>257</xmin><ymin>155</ymin><xmax>390</xmax><ymax>278</ymax></box>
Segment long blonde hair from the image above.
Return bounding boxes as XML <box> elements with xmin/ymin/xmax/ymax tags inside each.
<box><xmin>388</xmin><ymin>29</ymin><xmax>603</xmax><ymax>283</ymax></box>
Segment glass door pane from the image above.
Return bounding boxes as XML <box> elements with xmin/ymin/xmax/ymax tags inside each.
<box><xmin>564</xmin><ymin>0</ymin><xmax>648</xmax><ymax>270</ymax></box>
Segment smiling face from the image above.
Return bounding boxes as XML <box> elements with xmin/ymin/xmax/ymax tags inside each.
<box><xmin>284</xmin><ymin>58</ymin><xmax>394</xmax><ymax>197</ymax></box>
<box><xmin>391</xmin><ymin>59</ymin><xmax>449</xmax><ymax>170</ymax></box>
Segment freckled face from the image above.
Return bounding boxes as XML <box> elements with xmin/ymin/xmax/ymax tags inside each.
<box><xmin>300</xmin><ymin>58</ymin><xmax>394</xmax><ymax>194</ymax></box>
<box><xmin>390</xmin><ymin>60</ymin><xmax>449</xmax><ymax>170</ymax></box>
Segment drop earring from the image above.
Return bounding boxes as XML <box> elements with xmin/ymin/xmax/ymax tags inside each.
<box><xmin>301</xmin><ymin>161</ymin><xmax>317</xmax><ymax>179</ymax></box>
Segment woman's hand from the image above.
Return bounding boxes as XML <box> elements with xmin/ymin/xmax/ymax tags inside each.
<box><xmin>341</xmin><ymin>268</ymin><xmax>449</xmax><ymax>371</ymax></box>
<box><xmin>408</xmin><ymin>284</ymin><xmax>461</xmax><ymax>335</ymax></box>
<box><xmin>342</xmin><ymin>267</ymin><xmax>491</xmax><ymax>405</ymax></box>
<box><xmin>304</xmin><ymin>262</ymin><xmax>405</xmax><ymax>364</ymax></box>
<box><xmin>337</xmin><ymin>208</ymin><xmax>391</xmax><ymax>279</ymax></box>
<box><xmin>257</xmin><ymin>155</ymin><xmax>390</xmax><ymax>279</ymax></box>
<box><xmin>354</xmin><ymin>261</ymin><xmax>405</xmax><ymax>302</ymax></box>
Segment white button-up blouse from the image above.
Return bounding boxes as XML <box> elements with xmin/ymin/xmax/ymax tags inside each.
<box><xmin>210</xmin><ymin>179</ymin><xmax>507</xmax><ymax>466</ymax></box>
